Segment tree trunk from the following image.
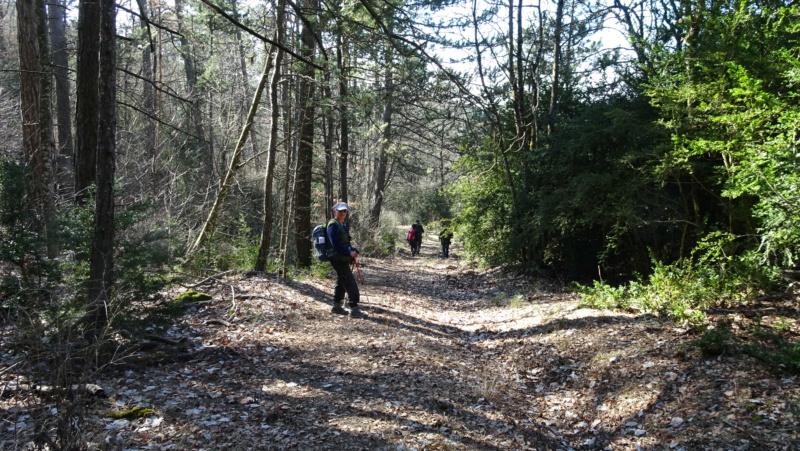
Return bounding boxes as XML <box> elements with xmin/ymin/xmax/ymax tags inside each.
<box><xmin>293</xmin><ymin>0</ymin><xmax>318</xmax><ymax>268</ymax></box>
<box><xmin>47</xmin><ymin>0</ymin><xmax>72</xmax><ymax>194</ymax></box>
<box><xmin>135</xmin><ymin>0</ymin><xmax>157</xmax><ymax>187</ymax></box>
<box><xmin>231</xmin><ymin>0</ymin><xmax>260</xmax><ymax>160</ymax></box>
<box><xmin>86</xmin><ymin>0</ymin><xmax>117</xmax><ymax>331</ymax></box>
<box><xmin>175</xmin><ymin>0</ymin><xmax>211</xmax><ymax>176</ymax></box>
<box><xmin>279</xmin><ymin>80</ymin><xmax>295</xmax><ymax>270</ymax></box>
<box><xmin>337</xmin><ymin>32</ymin><xmax>350</xmax><ymax>203</ymax></box>
<box><xmin>254</xmin><ymin>0</ymin><xmax>286</xmax><ymax>272</ymax></box>
<box><xmin>547</xmin><ymin>0</ymin><xmax>565</xmax><ymax>136</ymax></box>
<box><xmin>16</xmin><ymin>0</ymin><xmax>40</xmax><ymax>188</ymax></box>
<box><xmin>369</xmin><ymin>49</ymin><xmax>393</xmax><ymax>228</ymax></box>
<box><xmin>74</xmin><ymin>0</ymin><xmax>101</xmax><ymax>202</ymax></box>
<box><xmin>17</xmin><ymin>0</ymin><xmax>54</xmax><ymax>233</ymax></box>
<box><xmin>322</xmin><ymin>70</ymin><xmax>334</xmax><ymax>214</ymax></box>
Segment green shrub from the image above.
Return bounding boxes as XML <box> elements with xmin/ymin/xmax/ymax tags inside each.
<box><xmin>577</xmin><ymin>233</ymin><xmax>784</xmax><ymax>324</ymax></box>
<box><xmin>741</xmin><ymin>329</ymin><xmax>800</xmax><ymax>374</ymax></box>
<box><xmin>691</xmin><ymin>326</ymin><xmax>734</xmax><ymax>357</ymax></box>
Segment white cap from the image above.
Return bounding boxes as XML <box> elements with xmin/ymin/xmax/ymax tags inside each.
<box><xmin>332</xmin><ymin>202</ymin><xmax>348</xmax><ymax>211</ymax></box>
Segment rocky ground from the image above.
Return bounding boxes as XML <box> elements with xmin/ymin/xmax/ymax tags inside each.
<box><xmin>2</xmin><ymin>236</ymin><xmax>799</xmax><ymax>450</ymax></box>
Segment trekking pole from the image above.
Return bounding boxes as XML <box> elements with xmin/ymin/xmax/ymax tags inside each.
<box><xmin>352</xmin><ymin>257</ymin><xmax>365</xmax><ymax>285</ymax></box>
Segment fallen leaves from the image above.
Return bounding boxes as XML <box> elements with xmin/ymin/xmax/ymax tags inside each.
<box><xmin>2</xmin><ymin>240</ymin><xmax>799</xmax><ymax>449</ymax></box>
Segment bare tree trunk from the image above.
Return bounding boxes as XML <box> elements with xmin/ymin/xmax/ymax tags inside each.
<box><xmin>231</xmin><ymin>0</ymin><xmax>260</xmax><ymax>160</ymax></box>
<box><xmin>279</xmin><ymin>82</ymin><xmax>295</xmax><ymax>270</ymax></box>
<box><xmin>336</xmin><ymin>32</ymin><xmax>350</xmax><ymax>203</ymax></box>
<box><xmin>186</xmin><ymin>46</ymin><xmax>273</xmax><ymax>262</ymax></box>
<box><xmin>547</xmin><ymin>0</ymin><xmax>565</xmax><ymax>136</ymax></box>
<box><xmin>293</xmin><ymin>0</ymin><xmax>318</xmax><ymax>268</ymax></box>
<box><xmin>86</xmin><ymin>0</ymin><xmax>116</xmax><ymax>331</ymax></box>
<box><xmin>35</xmin><ymin>0</ymin><xmax>55</xmax><ymax>248</ymax></box>
<box><xmin>369</xmin><ymin>49</ymin><xmax>393</xmax><ymax>227</ymax></box>
<box><xmin>47</xmin><ymin>0</ymin><xmax>73</xmax><ymax>194</ymax></box>
<box><xmin>17</xmin><ymin>0</ymin><xmax>53</xmax><ymax>233</ymax></box>
<box><xmin>74</xmin><ymin>0</ymin><xmax>100</xmax><ymax>202</ymax></box>
<box><xmin>254</xmin><ymin>0</ymin><xmax>286</xmax><ymax>272</ymax></box>
<box><xmin>175</xmin><ymin>0</ymin><xmax>211</xmax><ymax>176</ymax></box>
<box><xmin>322</xmin><ymin>71</ymin><xmax>334</xmax><ymax>214</ymax></box>
<box><xmin>135</xmin><ymin>0</ymin><xmax>157</xmax><ymax>188</ymax></box>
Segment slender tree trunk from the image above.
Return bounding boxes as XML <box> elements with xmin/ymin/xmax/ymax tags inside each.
<box><xmin>254</xmin><ymin>0</ymin><xmax>286</xmax><ymax>272</ymax></box>
<box><xmin>279</xmin><ymin>81</ymin><xmax>295</xmax><ymax>269</ymax></box>
<box><xmin>35</xmin><ymin>0</ymin><xmax>55</xmax><ymax>247</ymax></box>
<box><xmin>369</xmin><ymin>50</ymin><xmax>393</xmax><ymax>227</ymax></box>
<box><xmin>87</xmin><ymin>0</ymin><xmax>116</xmax><ymax>331</ymax></box>
<box><xmin>547</xmin><ymin>0</ymin><xmax>565</xmax><ymax>136</ymax></box>
<box><xmin>293</xmin><ymin>0</ymin><xmax>318</xmax><ymax>268</ymax></box>
<box><xmin>135</xmin><ymin>0</ymin><xmax>157</xmax><ymax>186</ymax></box>
<box><xmin>74</xmin><ymin>0</ymin><xmax>100</xmax><ymax>202</ymax></box>
<box><xmin>175</xmin><ymin>0</ymin><xmax>211</xmax><ymax>176</ymax></box>
<box><xmin>47</xmin><ymin>0</ymin><xmax>73</xmax><ymax>193</ymax></box>
<box><xmin>186</xmin><ymin>47</ymin><xmax>273</xmax><ymax>262</ymax></box>
<box><xmin>231</xmin><ymin>0</ymin><xmax>260</xmax><ymax>159</ymax></box>
<box><xmin>336</xmin><ymin>33</ymin><xmax>349</xmax><ymax>203</ymax></box>
<box><xmin>322</xmin><ymin>70</ymin><xmax>334</xmax><ymax>214</ymax></box>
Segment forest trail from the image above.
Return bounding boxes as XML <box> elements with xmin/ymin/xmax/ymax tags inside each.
<box><xmin>17</xmin><ymin>234</ymin><xmax>797</xmax><ymax>450</ymax></box>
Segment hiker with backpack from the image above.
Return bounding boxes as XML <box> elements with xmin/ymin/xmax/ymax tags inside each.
<box><xmin>326</xmin><ymin>202</ymin><xmax>367</xmax><ymax>318</ymax></box>
<box><xmin>439</xmin><ymin>222</ymin><xmax>453</xmax><ymax>258</ymax></box>
<box><xmin>408</xmin><ymin>219</ymin><xmax>424</xmax><ymax>256</ymax></box>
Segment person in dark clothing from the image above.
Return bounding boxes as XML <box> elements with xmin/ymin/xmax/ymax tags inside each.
<box><xmin>439</xmin><ymin>224</ymin><xmax>453</xmax><ymax>258</ymax></box>
<box><xmin>327</xmin><ymin>202</ymin><xmax>367</xmax><ymax>318</ymax></box>
<box><xmin>410</xmin><ymin>220</ymin><xmax>424</xmax><ymax>256</ymax></box>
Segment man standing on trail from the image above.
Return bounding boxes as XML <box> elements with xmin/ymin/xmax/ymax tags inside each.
<box><xmin>410</xmin><ymin>219</ymin><xmax>424</xmax><ymax>256</ymax></box>
<box><xmin>327</xmin><ymin>202</ymin><xmax>367</xmax><ymax>318</ymax></box>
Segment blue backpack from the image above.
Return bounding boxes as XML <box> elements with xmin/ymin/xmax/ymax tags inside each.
<box><xmin>312</xmin><ymin>224</ymin><xmax>335</xmax><ymax>261</ymax></box>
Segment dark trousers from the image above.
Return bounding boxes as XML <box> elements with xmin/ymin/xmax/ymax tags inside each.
<box><xmin>330</xmin><ymin>259</ymin><xmax>360</xmax><ymax>306</ymax></box>
<box><xmin>441</xmin><ymin>241</ymin><xmax>450</xmax><ymax>257</ymax></box>
<box><xmin>411</xmin><ymin>239</ymin><xmax>422</xmax><ymax>256</ymax></box>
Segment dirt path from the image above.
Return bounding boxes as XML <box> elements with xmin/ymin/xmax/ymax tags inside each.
<box><xmin>6</xmin><ymin>235</ymin><xmax>798</xmax><ymax>450</ymax></box>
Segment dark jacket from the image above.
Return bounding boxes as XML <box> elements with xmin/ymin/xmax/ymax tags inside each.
<box><xmin>412</xmin><ymin>223</ymin><xmax>424</xmax><ymax>242</ymax></box>
<box><xmin>327</xmin><ymin>219</ymin><xmax>356</xmax><ymax>263</ymax></box>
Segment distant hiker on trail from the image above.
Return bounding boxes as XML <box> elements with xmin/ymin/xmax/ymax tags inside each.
<box><xmin>408</xmin><ymin>219</ymin><xmax>424</xmax><ymax>256</ymax></box>
<box><xmin>327</xmin><ymin>202</ymin><xmax>367</xmax><ymax>318</ymax></box>
<box><xmin>439</xmin><ymin>222</ymin><xmax>453</xmax><ymax>258</ymax></box>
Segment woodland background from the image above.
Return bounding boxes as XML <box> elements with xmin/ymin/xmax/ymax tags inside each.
<box><xmin>1</xmin><ymin>0</ymin><xmax>800</xmax><ymax>447</ymax></box>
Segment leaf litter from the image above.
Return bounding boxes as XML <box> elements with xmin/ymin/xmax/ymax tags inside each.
<box><xmin>1</xmin><ymin>238</ymin><xmax>799</xmax><ymax>450</ymax></box>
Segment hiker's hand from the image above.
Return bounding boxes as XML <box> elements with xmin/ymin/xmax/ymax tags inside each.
<box><xmin>350</xmin><ymin>250</ymin><xmax>358</xmax><ymax>258</ymax></box>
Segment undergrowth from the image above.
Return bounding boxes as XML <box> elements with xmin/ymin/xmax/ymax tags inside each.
<box><xmin>577</xmin><ymin>234</ymin><xmax>783</xmax><ymax>324</ymax></box>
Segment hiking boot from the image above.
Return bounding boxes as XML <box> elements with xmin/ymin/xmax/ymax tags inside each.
<box><xmin>331</xmin><ymin>303</ymin><xmax>347</xmax><ymax>315</ymax></box>
<box><xmin>348</xmin><ymin>305</ymin><xmax>368</xmax><ymax>319</ymax></box>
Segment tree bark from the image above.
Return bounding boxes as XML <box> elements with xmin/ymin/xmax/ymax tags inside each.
<box><xmin>369</xmin><ymin>48</ymin><xmax>394</xmax><ymax>228</ymax></box>
<box><xmin>175</xmin><ymin>0</ymin><xmax>211</xmax><ymax>176</ymax></box>
<box><xmin>254</xmin><ymin>0</ymin><xmax>286</xmax><ymax>272</ymax></box>
<box><xmin>547</xmin><ymin>0</ymin><xmax>565</xmax><ymax>136</ymax></box>
<box><xmin>336</xmin><ymin>32</ymin><xmax>350</xmax><ymax>203</ymax></box>
<box><xmin>47</xmin><ymin>0</ymin><xmax>71</xmax><ymax>195</ymax></box>
<box><xmin>17</xmin><ymin>0</ymin><xmax>54</xmax><ymax>232</ymax></box>
<box><xmin>293</xmin><ymin>0</ymin><xmax>318</xmax><ymax>268</ymax></box>
<box><xmin>86</xmin><ymin>0</ymin><xmax>117</xmax><ymax>331</ymax></box>
<box><xmin>74</xmin><ymin>0</ymin><xmax>101</xmax><ymax>202</ymax></box>
<box><xmin>134</xmin><ymin>0</ymin><xmax>157</xmax><ymax>186</ymax></box>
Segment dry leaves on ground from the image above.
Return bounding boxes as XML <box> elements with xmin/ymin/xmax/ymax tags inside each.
<box><xmin>1</xmin><ymin>237</ymin><xmax>799</xmax><ymax>450</ymax></box>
